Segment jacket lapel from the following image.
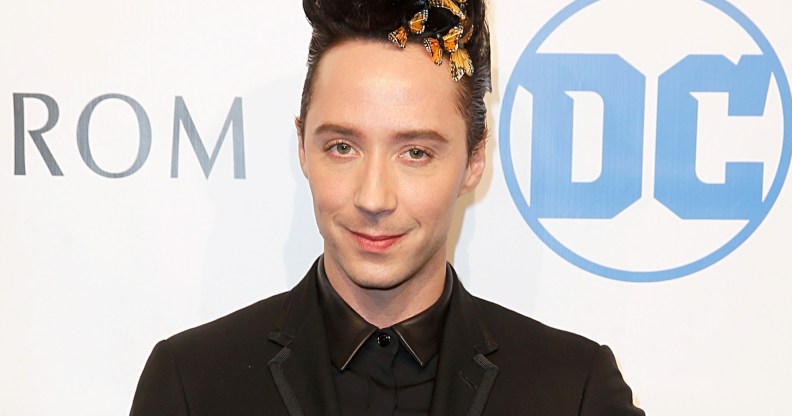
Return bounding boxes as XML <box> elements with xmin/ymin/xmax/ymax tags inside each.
<box><xmin>430</xmin><ymin>276</ymin><xmax>499</xmax><ymax>416</ymax></box>
<box><xmin>267</xmin><ymin>260</ymin><xmax>342</xmax><ymax>416</ymax></box>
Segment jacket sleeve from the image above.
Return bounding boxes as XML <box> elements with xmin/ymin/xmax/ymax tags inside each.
<box><xmin>579</xmin><ymin>345</ymin><xmax>645</xmax><ymax>416</ymax></box>
<box><xmin>129</xmin><ymin>340</ymin><xmax>190</xmax><ymax>416</ymax></box>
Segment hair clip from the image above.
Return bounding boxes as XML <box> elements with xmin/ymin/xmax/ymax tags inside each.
<box><xmin>429</xmin><ymin>0</ymin><xmax>466</xmax><ymax>20</ymax></box>
<box><xmin>442</xmin><ymin>25</ymin><xmax>464</xmax><ymax>52</ymax></box>
<box><xmin>424</xmin><ymin>38</ymin><xmax>444</xmax><ymax>65</ymax></box>
<box><xmin>387</xmin><ymin>0</ymin><xmax>475</xmax><ymax>81</ymax></box>
<box><xmin>388</xmin><ymin>26</ymin><xmax>408</xmax><ymax>48</ymax></box>
<box><xmin>409</xmin><ymin>9</ymin><xmax>428</xmax><ymax>34</ymax></box>
<box><xmin>450</xmin><ymin>48</ymin><xmax>473</xmax><ymax>81</ymax></box>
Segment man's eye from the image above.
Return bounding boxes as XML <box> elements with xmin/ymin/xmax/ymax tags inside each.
<box><xmin>402</xmin><ymin>148</ymin><xmax>428</xmax><ymax>160</ymax></box>
<box><xmin>330</xmin><ymin>143</ymin><xmax>353</xmax><ymax>155</ymax></box>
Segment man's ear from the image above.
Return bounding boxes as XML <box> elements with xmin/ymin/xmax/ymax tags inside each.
<box><xmin>295</xmin><ymin>117</ymin><xmax>307</xmax><ymax>176</ymax></box>
<box><xmin>459</xmin><ymin>139</ymin><xmax>487</xmax><ymax>196</ymax></box>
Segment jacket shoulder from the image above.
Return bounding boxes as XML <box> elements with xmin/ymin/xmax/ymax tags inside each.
<box><xmin>130</xmin><ymin>291</ymin><xmax>292</xmax><ymax>415</ymax></box>
<box><xmin>167</xmin><ymin>291</ymin><xmax>290</xmax><ymax>355</ymax></box>
<box><xmin>472</xmin><ymin>295</ymin><xmax>600</xmax><ymax>355</ymax></box>
<box><xmin>470</xmin><ymin>297</ymin><xmax>644</xmax><ymax>415</ymax></box>
<box><xmin>471</xmin><ymin>296</ymin><xmax>600</xmax><ymax>396</ymax></box>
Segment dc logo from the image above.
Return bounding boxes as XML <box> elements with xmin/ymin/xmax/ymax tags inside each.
<box><xmin>499</xmin><ymin>0</ymin><xmax>792</xmax><ymax>282</ymax></box>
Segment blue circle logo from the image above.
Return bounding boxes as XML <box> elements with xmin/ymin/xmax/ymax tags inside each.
<box><xmin>499</xmin><ymin>0</ymin><xmax>792</xmax><ymax>282</ymax></box>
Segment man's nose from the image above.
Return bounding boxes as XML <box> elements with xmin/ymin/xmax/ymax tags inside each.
<box><xmin>353</xmin><ymin>156</ymin><xmax>397</xmax><ymax>217</ymax></box>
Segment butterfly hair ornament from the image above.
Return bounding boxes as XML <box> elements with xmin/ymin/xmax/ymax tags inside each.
<box><xmin>387</xmin><ymin>0</ymin><xmax>475</xmax><ymax>81</ymax></box>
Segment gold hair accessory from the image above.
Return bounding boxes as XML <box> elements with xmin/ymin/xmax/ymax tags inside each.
<box><xmin>429</xmin><ymin>0</ymin><xmax>466</xmax><ymax>19</ymax></box>
<box><xmin>388</xmin><ymin>0</ymin><xmax>475</xmax><ymax>81</ymax></box>
<box><xmin>409</xmin><ymin>9</ymin><xmax>428</xmax><ymax>34</ymax></box>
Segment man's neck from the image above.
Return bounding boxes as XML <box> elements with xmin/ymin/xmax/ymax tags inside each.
<box><xmin>324</xmin><ymin>257</ymin><xmax>447</xmax><ymax>328</ymax></box>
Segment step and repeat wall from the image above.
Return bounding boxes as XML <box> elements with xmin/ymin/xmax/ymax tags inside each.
<box><xmin>2</xmin><ymin>1</ymin><xmax>790</xmax><ymax>415</ymax></box>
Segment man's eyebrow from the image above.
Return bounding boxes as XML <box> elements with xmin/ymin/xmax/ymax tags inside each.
<box><xmin>394</xmin><ymin>129</ymin><xmax>450</xmax><ymax>144</ymax></box>
<box><xmin>312</xmin><ymin>123</ymin><xmax>360</xmax><ymax>137</ymax></box>
<box><xmin>313</xmin><ymin>124</ymin><xmax>451</xmax><ymax>144</ymax></box>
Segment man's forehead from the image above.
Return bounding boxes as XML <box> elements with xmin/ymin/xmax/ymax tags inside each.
<box><xmin>306</xmin><ymin>40</ymin><xmax>466</xmax><ymax>139</ymax></box>
<box><xmin>315</xmin><ymin>42</ymin><xmax>451</xmax><ymax>92</ymax></box>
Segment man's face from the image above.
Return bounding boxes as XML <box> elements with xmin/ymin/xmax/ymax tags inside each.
<box><xmin>299</xmin><ymin>40</ymin><xmax>485</xmax><ymax>295</ymax></box>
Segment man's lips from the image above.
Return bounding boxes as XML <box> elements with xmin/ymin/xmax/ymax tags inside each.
<box><xmin>350</xmin><ymin>231</ymin><xmax>404</xmax><ymax>252</ymax></box>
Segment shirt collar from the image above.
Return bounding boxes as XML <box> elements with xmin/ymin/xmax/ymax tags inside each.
<box><xmin>317</xmin><ymin>257</ymin><xmax>453</xmax><ymax>371</ymax></box>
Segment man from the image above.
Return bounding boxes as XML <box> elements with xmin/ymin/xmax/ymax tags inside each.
<box><xmin>131</xmin><ymin>1</ymin><xmax>644</xmax><ymax>415</ymax></box>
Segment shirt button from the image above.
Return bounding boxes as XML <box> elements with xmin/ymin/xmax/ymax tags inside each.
<box><xmin>377</xmin><ymin>333</ymin><xmax>391</xmax><ymax>347</ymax></box>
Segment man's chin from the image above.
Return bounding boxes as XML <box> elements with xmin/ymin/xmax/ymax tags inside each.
<box><xmin>348</xmin><ymin>274</ymin><xmax>410</xmax><ymax>292</ymax></box>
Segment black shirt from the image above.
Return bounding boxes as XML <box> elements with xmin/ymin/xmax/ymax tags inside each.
<box><xmin>317</xmin><ymin>259</ymin><xmax>453</xmax><ymax>416</ymax></box>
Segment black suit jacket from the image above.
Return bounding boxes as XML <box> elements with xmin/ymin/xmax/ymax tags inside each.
<box><xmin>130</xmin><ymin>261</ymin><xmax>644</xmax><ymax>415</ymax></box>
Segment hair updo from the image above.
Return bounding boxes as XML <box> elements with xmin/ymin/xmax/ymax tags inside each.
<box><xmin>299</xmin><ymin>0</ymin><xmax>491</xmax><ymax>154</ymax></box>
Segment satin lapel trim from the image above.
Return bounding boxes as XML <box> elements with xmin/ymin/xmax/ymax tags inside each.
<box><xmin>468</xmin><ymin>353</ymin><xmax>499</xmax><ymax>416</ymax></box>
<box><xmin>430</xmin><ymin>321</ymin><xmax>499</xmax><ymax>416</ymax></box>
<box><xmin>430</xmin><ymin>275</ymin><xmax>499</xmax><ymax>416</ymax></box>
<box><xmin>267</xmin><ymin>259</ymin><xmax>342</xmax><ymax>416</ymax></box>
<box><xmin>268</xmin><ymin>347</ymin><xmax>303</xmax><ymax>416</ymax></box>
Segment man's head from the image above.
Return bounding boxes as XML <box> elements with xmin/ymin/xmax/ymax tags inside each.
<box><xmin>296</xmin><ymin>0</ymin><xmax>491</xmax><ymax>321</ymax></box>
<box><xmin>299</xmin><ymin>0</ymin><xmax>491</xmax><ymax>155</ymax></box>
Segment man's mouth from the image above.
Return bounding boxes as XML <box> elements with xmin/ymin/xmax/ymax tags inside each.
<box><xmin>350</xmin><ymin>231</ymin><xmax>404</xmax><ymax>252</ymax></box>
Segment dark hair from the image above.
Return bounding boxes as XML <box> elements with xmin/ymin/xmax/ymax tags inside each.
<box><xmin>299</xmin><ymin>0</ymin><xmax>491</xmax><ymax>154</ymax></box>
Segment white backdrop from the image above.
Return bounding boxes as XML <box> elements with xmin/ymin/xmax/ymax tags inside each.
<box><xmin>1</xmin><ymin>1</ymin><xmax>790</xmax><ymax>415</ymax></box>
